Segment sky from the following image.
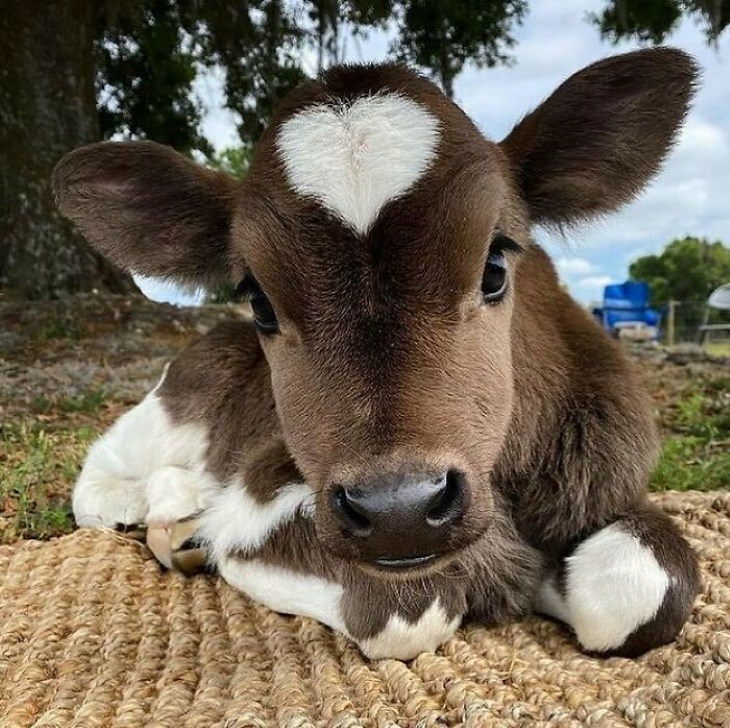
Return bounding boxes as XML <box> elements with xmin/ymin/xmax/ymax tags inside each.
<box><xmin>138</xmin><ymin>0</ymin><xmax>729</xmax><ymax>306</ymax></box>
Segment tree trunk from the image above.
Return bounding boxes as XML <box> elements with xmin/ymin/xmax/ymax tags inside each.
<box><xmin>0</xmin><ymin>0</ymin><xmax>136</xmax><ymax>299</ymax></box>
<box><xmin>438</xmin><ymin>15</ymin><xmax>454</xmax><ymax>100</ymax></box>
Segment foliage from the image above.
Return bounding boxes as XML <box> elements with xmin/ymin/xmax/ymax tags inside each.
<box><xmin>196</xmin><ymin>1</ymin><xmax>308</xmax><ymax>149</ymax></box>
<box><xmin>95</xmin><ymin>0</ymin><xmax>527</xmax><ymax>154</ymax></box>
<box><xmin>393</xmin><ymin>0</ymin><xmax>527</xmax><ymax>98</ymax></box>
<box><xmin>593</xmin><ymin>0</ymin><xmax>730</xmax><ymax>44</ymax></box>
<box><xmin>94</xmin><ymin>0</ymin><xmax>729</xmax><ymax>154</ymax></box>
<box><xmin>207</xmin><ymin>145</ymin><xmax>252</xmax><ymax>178</ymax></box>
<box><xmin>97</xmin><ymin>0</ymin><xmax>211</xmax><ymax>155</ymax></box>
<box><xmin>630</xmin><ymin>236</ymin><xmax>730</xmax><ymax>301</ymax></box>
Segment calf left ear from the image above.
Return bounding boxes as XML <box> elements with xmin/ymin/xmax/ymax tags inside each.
<box><xmin>53</xmin><ymin>141</ymin><xmax>237</xmax><ymax>287</ymax></box>
<box><xmin>500</xmin><ymin>47</ymin><xmax>698</xmax><ymax>226</ymax></box>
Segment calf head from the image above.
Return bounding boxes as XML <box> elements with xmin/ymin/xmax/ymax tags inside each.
<box><xmin>53</xmin><ymin>48</ymin><xmax>696</xmax><ymax>572</ymax></box>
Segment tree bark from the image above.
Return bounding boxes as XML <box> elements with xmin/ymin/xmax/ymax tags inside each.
<box><xmin>438</xmin><ymin>15</ymin><xmax>454</xmax><ymax>100</ymax></box>
<box><xmin>0</xmin><ymin>0</ymin><xmax>136</xmax><ymax>299</ymax></box>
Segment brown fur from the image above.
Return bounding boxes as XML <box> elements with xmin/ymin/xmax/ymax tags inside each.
<box><xmin>54</xmin><ymin>48</ymin><xmax>701</xmax><ymax>655</ymax></box>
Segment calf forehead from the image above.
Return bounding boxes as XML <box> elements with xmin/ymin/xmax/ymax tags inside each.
<box><xmin>276</xmin><ymin>92</ymin><xmax>441</xmax><ymax>236</ymax></box>
<box><xmin>237</xmin><ymin>65</ymin><xmax>506</xmax><ymax>315</ymax></box>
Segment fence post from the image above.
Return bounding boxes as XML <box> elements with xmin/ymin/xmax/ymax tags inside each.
<box><xmin>667</xmin><ymin>299</ymin><xmax>677</xmax><ymax>347</ymax></box>
<box><xmin>698</xmin><ymin>305</ymin><xmax>710</xmax><ymax>345</ymax></box>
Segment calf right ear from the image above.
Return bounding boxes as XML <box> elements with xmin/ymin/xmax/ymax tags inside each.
<box><xmin>500</xmin><ymin>47</ymin><xmax>698</xmax><ymax>226</ymax></box>
<box><xmin>52</xmin><ymin>141</ymin><xmax>237</xmax><ymax>287</ymax></box>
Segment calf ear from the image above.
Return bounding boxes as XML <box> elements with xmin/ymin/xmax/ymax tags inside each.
<box><xmin>52</xmin><ymin>141</ymin><xmax>236</xmax><ymax>287</ymax></box>
<box><xmin>500</xmin><ymin>48</ymin><xmax>698</xmax><ymax>226</ymax></box>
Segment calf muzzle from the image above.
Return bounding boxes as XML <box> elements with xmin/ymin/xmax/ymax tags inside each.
<box><xmin>329</xmin><ymin>469</ymin><xmax>468</xmax><ymax>569</ymax></box>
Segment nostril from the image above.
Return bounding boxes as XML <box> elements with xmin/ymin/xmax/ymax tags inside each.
<box><xmin>333</xmin><ymin>486</ymin><xmax>372</xmax><ymax>537</ymax></box>
<box><xmin>426</xmin><ymin>470</ymin><xmax>464</xmax><ymax>527</ymax></box>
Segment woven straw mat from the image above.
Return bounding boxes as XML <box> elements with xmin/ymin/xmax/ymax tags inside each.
<box><xmin>0</xmin><ymin>490</ymin><xmax>728</xmax><ymax>728</ymax></box>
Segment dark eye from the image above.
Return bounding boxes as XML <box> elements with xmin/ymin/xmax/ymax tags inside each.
<box><xmin>237</xmin><ymin>275</ymin><xmax>279</xmax><ymax>334</ymax></box>
<box><xmin>482</xmin><ymin>234</ymin><xmax>520</xmax><ymax>303</ymax></box>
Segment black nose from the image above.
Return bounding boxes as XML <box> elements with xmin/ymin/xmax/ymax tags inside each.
<box><xmin>330</xmin><ymin>470</ymin><xmax>467</xmax><ymax>566</ymax></box>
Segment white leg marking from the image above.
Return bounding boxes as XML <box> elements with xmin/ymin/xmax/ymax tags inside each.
<box><xmin>145</xmin><ymin>466</ymin><xmax>217</xmax><ymax>527</ymax></box>
<box><xmin>72</xmin><ymin>471</ymin><xmax>148</xmax><ymax>529</ymax></box>
<box><xmin>359</xmin><ymin>600</ymin><xmax>461</xmax><ymax>661</ymax></box>
<box><xmin>277</xmin><ymin>93</ymin><xmax>440</xmax><ymax>235</ymax></box>
<box><xmin>219</xmin><ymin>557</ymin><xmax>346</xmax><ymax>633</ymax></box>
<box><xmin>559</xmin><ymin>523</ymin><xmax>671</xmax><ymax>652</ymax></box>
<box><xmin>199</xmin><ymin>480</ymin><xmax>313</xmax><ymax>564</ymax></box>
<box><xmin>534</xmin><ymin>572</ymin><xmax>571</xmax><ymax>624</ymax></box>
<box><xmin>73</xmin><ymin>381</ymin><xmax>213</xmax><ymax>528</ymax></box>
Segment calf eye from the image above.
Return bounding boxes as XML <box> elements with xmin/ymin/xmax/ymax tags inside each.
<box><xmin>237</xmin><ymin>275</ymin><xmax>279</xmax><ymax>334</ymax></box>
<box><xmin>482</xmin><ymin>234</ymin><xmax>519</xmax><ymax>303</ymax></box>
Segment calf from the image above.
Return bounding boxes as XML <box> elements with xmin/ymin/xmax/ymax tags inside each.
<box><xmin>53</xmin><ymin>48</ymin><xmax>700</xmax><ymax>660</ymax></box>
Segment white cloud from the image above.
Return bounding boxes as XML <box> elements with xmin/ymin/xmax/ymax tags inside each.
<box><xmin>677</xmin><ymin>117</ymin><xmax>728</xmax><ymax>157</ymax></box>
<box><xmin>575</xmin><ymin>275</ymin><xmax>613</xmax><ymax>303</ymax></box>
<box><xmin>555</xmin><ymin>256</ymin><xmax>596</xmax><ymax>276</ymax></box>
<box><xmin>578</xmin><ymin>275</ymin><xmax>613</xmax><ymax>290</ymax></box>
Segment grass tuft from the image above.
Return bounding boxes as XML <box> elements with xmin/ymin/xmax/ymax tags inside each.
<box><xmin>649</xmin><ymin>374</ymin><xmax>730</xmax><ymax>492</ymax></box>
<box><xmin>0</xmin><ymin>417</ymin><xmax>100</xmax><ymax>543</ymax></box>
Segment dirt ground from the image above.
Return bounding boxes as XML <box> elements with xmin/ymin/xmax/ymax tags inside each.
<box><xmin>1</xmin><ymin>294</ymin><xmax>728</xmax><ymax>543</ymax></box>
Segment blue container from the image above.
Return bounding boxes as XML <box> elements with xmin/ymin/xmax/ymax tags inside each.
<box><xmin>593</xmin><ymin>281</ymin><xmax>661</xmax><ymax>338</ymax></box>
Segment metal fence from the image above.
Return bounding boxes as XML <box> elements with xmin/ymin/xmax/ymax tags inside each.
<box><xmin>656</xmin><ymin>300</ymin><xmax>730</xmax><ymax>347</ymax></box>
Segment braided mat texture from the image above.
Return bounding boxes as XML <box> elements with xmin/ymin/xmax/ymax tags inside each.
<box><xmin>1</xmin><ymin>491</ymin><xmax>728</xmax><ymax>728</ymax></box>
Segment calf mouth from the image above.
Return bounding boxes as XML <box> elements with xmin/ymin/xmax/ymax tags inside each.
<box><xmin>362</xmin><ymin>548</ymin><xmax>469</xmax><ymax>578</ymax></box>
<box><xmin>372</xmin><ymin>553</ymin><xmax>439</xmax><ymax>570</ymax></box>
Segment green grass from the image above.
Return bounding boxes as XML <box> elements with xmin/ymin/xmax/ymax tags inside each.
<box><xmin>704</xmin><ymin>341</ymin><xmax>730</xmax><ymax>358</ymax></box>
<box><xmin>32</xmin><ymin>389</ymin><xmax>107</xmax><ymax>416</ymax></box>
<box><xmin>652</xmin><ymin>437</ymin><xmax>730</xmax><ymax>491</ymax></box>
<box><xmin>649</xmin><ymin>375</ymin><xmax>730</xmax><ymax>492</ymax></box>
<box><xmin>0</xmin><ymin>418</ymin><xmax>99</xmax><ymax>542</ymax></box>
<box><xmin>36</xmin><ymin>317</ymin><xmax>82</xmax><ymax>341</ymax></box>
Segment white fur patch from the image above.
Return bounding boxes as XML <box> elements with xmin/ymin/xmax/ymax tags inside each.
<box><xmin>534</xmin><ymin>572</ymin><xmax>571</xmax><ymax>624</ymax></box>
<box><xmin>557</xmin><ymin>523</ymin><xmax>671</xmax><ymax>652</ymax></box>
<box><xmin>277</xmin><ymin>93</ymin><xmax>440</xmax><ymax>234</ymax></box>
<box><xmin>219</xmin><ymin>557</ymin><xmax>346</xmax><ymax>633</ymax></box>
<box><xmin>360</xmin><ymin>599</ymin><xmax>461</xmax><ymax>661</ymax></box>
<box><xmin>145</xmin><ymin>466</ymin><xmax>217</xmax><ymax>527</ymax></box>
<box><xmin>73</xmin><ymin>386</ymin><xmax>213</xmax><ymax>528</ymax></box>
<box><xmin>199</xmin><ymin>480</ymin><xmax>313</xmax><ymax>564</ymax></box>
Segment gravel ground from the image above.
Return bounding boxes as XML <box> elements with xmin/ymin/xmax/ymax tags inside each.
<box><xmin>0</xmin><ymin>295</ymin><xmax>241</xmax><ymax>414</ymax></box>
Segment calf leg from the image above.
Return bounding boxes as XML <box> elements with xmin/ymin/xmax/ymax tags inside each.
<box><xmin>535</xmin><ymin>502</ymin><xmax>700</xmax><ymax>656</ymax></box>
<box><xmin>73</xmin><ymin>371</ymin><xmax>217</xmax><ymax>530</ymax></box>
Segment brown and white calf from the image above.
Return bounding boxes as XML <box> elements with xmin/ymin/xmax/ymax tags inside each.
<box><xmin>53</xmin><ymin>48</ymin><xmax>700</xmax><ymax>660</ymax></box>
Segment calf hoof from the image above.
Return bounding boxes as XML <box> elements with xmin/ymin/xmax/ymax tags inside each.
<box><xmin>147</xmin><ymin>515</ymin><xmax>208</xmax><ymax>576</ymax></box>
